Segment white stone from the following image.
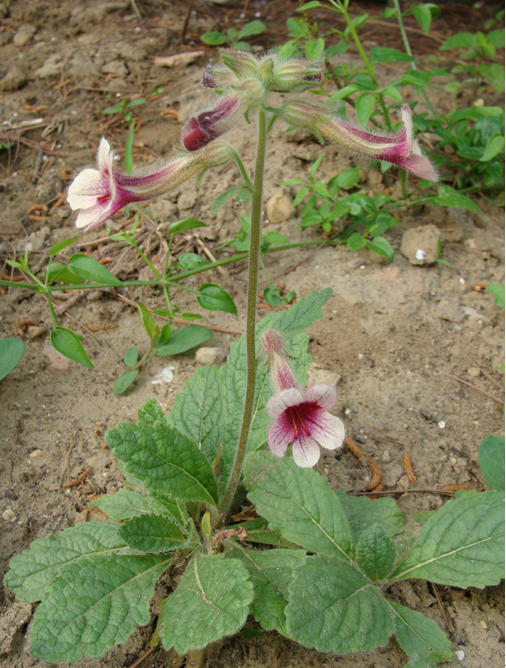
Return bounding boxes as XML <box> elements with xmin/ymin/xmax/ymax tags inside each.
<box><xmin>195</xmin><ymin>347</ymin><xmax>226</xmax><ymax>365</ymax></box>
<box><xmin>306</xmin><ymin>366</ymin><xmax>341</xmax><ymax>389</ymax></box>
<box><xmin>3</xmin><ymin>508</ymin><xmax>16</xmax><ymax>522</ymax></box>
<box><xmin>381</xmin><ymin>450</ymin><xmax>391</xmax><ymax>463</ymax></box>
<box><xmin>151</xmin><ymin>366</ymin><xmax>175</xmax><ymax>385</ymax></box>
<box><xmin>400</xmin><ymin>225</ymin><xmax>441</xmax><ymax>265</ymax></box>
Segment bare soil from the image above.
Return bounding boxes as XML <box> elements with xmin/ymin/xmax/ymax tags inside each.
<box><xmin>0</xmin><ymin>1</ymin><xmax>504</xmax><ymax>667</ymax></box>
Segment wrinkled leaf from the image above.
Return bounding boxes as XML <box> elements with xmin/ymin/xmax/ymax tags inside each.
<box><xmin>31</xmin><ymin>553</ymin><xmax>171</xmax><ymax>663</ymax></box>
<box><xmin>335</xmin><ymin>490</ymin><xmax>403</xmax><ymax>543</ymax></box>
<box><xmin>285</xmin><ymin>555</ymin><xmax>394</xmax><ymax>653</ymax></box>
<box><xmin>119</xmin><ymin>513</ymin><xmax>190</xmax><ymax>554</ymax></box>
<box><xmin>244</xmin><ymin>451</ymin><xmax>354</xmax><ymax>558</ymax></box>
<box><xmin>390</xmin><ymin>602</ymin><xmax>453</xmax><ymax>667</ymax></box>
<box><xmin>479</xmin><ymin>435</ymin><xmax>505</xmax><ymax>491</ymax></box>
<box><xmin>434</xmin><ymin>185</ymin><xmax>481</xmax><ymax>213</ymax></box>
<box><xmin>158</xmin><ymin>554</ymin><xmax>254</xmax><ymax>654</ymax></box>
<box><xmin>392</xmin><ymin>490</ymin><xmax>504</xmax><ymax>587</ymax></box>
<box><xmin>356</xmin><ymin>523</ymin><xmax>397</xmax><ymax>581</ymax></box>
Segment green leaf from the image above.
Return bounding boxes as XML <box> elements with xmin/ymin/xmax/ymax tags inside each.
<box><xmin>392</xmin><ymin>490</ymin><xmax>505</xmax><ymax>587</ymax></box>
<box><xmin>90</xmin><ymin>488</ymin><xmax>154</xmax><ymax>521</ymax></box>
<box><xmin>367</xmin><ymin>236</ymin><xmax>395</xmax><ymax>262</ymax></box>
<box><xmin>136</xmin><ymin>302</ymin><xmax>160</xmax><ymax>344</ymax></box>
<box><xmin>201</xmin><ymin>31</ymin><xmax>229</xmax><ymax>46</ymax></box>
<box><xmin>305</xmin><ymin>37</ymin><xmax>325</xmax><ymax>60</ymax></box>
<box><xmin>326</xmin><ymin>84</ymin><xmax>358</xmax><ymax>101</ymax></box>
<box><xmin>30</xmin><ymin>553</ymin><xmax>171</xmax><ymax>663</ymax></box>
<box><xmin>293</xmin><ymin>186</ymin><xmax>309</xmax><ymax>206</ymax></box>
<box><xmin>167</xmin><ymin>364</ymin><xmax>224</xmax><ymax>466</ymax></box>
<box><xmin>5</xmin><ymin>521</ymin><xmax>127</xmax><ymax>602</ymax></box>
<box><xmin>329</xmin><ymin>167</ymin><xmax>361</xmax><ymax>190</ymax></box>
<box><xmin>384</xmin><ymin>86</ymin><xmax>405</xmax><ymax>102</ymax></box>
<box><xmin>264</xmin><ymin>286</ymin><xmax>285</xmax><ymax>306</ymax></box>
<box><xmin>231</xmin><ymin>544</ymin><xmax>306</xmax><ymax>634</ymax></box>
<box><xmin>159</xmin><ymin>322</ymin><xmax>172</xmax><ymax>346</ymax></box>
<box><xmin>0</xmin><ymin>337</ymin><xmax>25</xmax><ymax>381</ymax></box>
<box><xmin>440</xmin><ymin>32</ymin><xmax>476</xmax><ymax>50</ymax></box>
<box><xmin>103</xmin><ymin>102</ymin><xmax>125</xmax><ymax>114</ymax></box>
<box><xmin>356</xmin><ymin>93</ymin><xmax>375</xmax><ymax>126</ymax></box>
<box><xmin>370</xmin><ymin>47</ymin><xmax>416</xmax><ymax>63</ymax></box>
<box><xmin>169</xmin><ymin>218</ymin><xmax>208</xmax><ymax>234</ymax></box>
<box><xmin>244</xmin><ymin>452</ymin><xmax>354</xmax><ymax>558</ymax></box>
<box><xmin>181</xmin><ymin>312</ymin><xmax>203</xmax><ymax>321</ymax></box>
<box><xmin>106</xmin><ymin>409</ymin><xmax>219</xmax><ymax>506</ymax></box>
<box><xmin>313</xmin><ymin>180</ymin><xmax>331</xmax><ymax>199</ymax></box>
<box><xmin>309</xmin><ymin>152</ymin><xmax>324</xmax><ymax>176</ymax></box>
<box><xmin>198</xmin><ymin>283</ymin><xmax>237</xmax><ymax>315</ymax></box>
<box><xmin>433</xmin><ymin>185</ymin><xmax>481</xmax><ymax>213</ymax></box>
<box><xmin>347</xmin><ymin>233</ymin><xmax>367</xmax><ymax>251</ymax></box>
<box><xmin>479</xmin><ymin>435</ymin><xmax>505</xmax><ymax>491</ymax></box>
<box><xmin>114</xmin><ymin>369</ymin><xmax>139</xmax><ymax>395</ymax></box>
<box><xmin>400</xmin><ymin>72</ymin><xmax>437</xmax><ymax>89</ymax></box>
<box><xmin>390</xmin><ymin>602</ymin><xmax>453</xmax><ymax>667</ymax></box>
<box><xmin>231</xmin><ymin>518</ymin><xmax>300</xmax><ymax>548</ymax></box>
<box><xmin>220</xmin><ymin>289</ymin><xmax>332</xmax><ymax>487</ymax></box>
<box><xmin>481</xmin><ymin>133</ymin><xmax>505</xmax><ymax>162</ymax></box>
<box><xmin>50</xmin><ymin>327</ymin><xmax>94</xmax><ymax>369</ymax></box>
<box><xmin>297</xmin><ymin>1</ymin><xmax>322</xmax><ymax>9</ymax></box>
<box><xmin>485</xmin><ymin>283</ymin><xmax>505</xmax><ymax>309</ymax></box>
<box><xmin>264</xmin><ymin>231</ymin><xmax>290</xmax><ymax>245</ymax></box>
<box><xmin>211</xmin><ymin>185</ymin><xmax>247</xmax><ymax>214</ymax></box>
<box><xmin>126</xmin><ymin>98</ymin><xmax>146</xmax><ymax>108</ymax></box>
<box><xmin>412</xmin><ymin>4</ymin><xmax>432</xmax><ymax>34</ymax></box>
<box><xmin>356</xmin><ymin>523</ymin><xmax>396</xmax><ymax>581</ymax></box>
<box><xmin>335</xmin><ymin>490</ymin><xmax>403</xmax><ymax>543</ymax></box>
<box><xmin>285</xmin><ymin>555</ymin><xmax>394</xmax><ymax>653</ymax></box>
<box><xmin>178</xmin><ymin>252</ymin><xmax>209</xmax><ymax>269</ymax></box>
<box><xmin>124</xmin><ymin>346</ymin><xmax>138</xmax><ymax>368</ymax></box>
<box><xmin>119</xmin><ymin>513</ymin><xmax>190</xmax><ymax>554</ymax></box>
<box><xmin>49</xmin><ymin>237</ymin><xmax>77</xmax><ymax>257</ymax></box>
<box><xmin>154</xmin><ymin>324</ymin><xmax>213</xmax><ymax>356</ymax></box>
<box><xmin>158</xmin><ymin>554</ymin><xmax>254</xmax><ymax>654</ymax></box>
<box><xmin>237</xmin><ymin>20</ymin><xmax>266</xmax><ymax>40</ymax></box>
<box><xmin>68</xmin><ymin>254</ymin><xmax>122</xmax><ymax>286</ymax></box>
<box><xmin>46</xmin><ymin>263</ymin><xmax>84</xmax><ymax>285</ymax></box>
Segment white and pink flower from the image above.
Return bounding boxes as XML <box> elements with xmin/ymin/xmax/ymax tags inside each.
<box><xmin>262</xmin><ymin>330</ymin><xmax>345</xmax><ymax>468</ymax></box>
<box><xmin>281</xmin><ymin>101</ymin><xmax>437</xmax><ymax>181</ymax></box>
<box><xmin>67</xmin><ymin>138</ymin><xmax>233</xmax><ymax>231</ymax></box>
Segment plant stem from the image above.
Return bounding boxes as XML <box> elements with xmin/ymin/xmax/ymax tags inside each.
<box><xmin>391</xmin><ymin>0</ymin><xmax>437</xmax><ymax>118</ymax></box>
<box><xmin>217</xmin><ymin>107</ymin><xmax>267</xmax><ymax>523</ymax></box>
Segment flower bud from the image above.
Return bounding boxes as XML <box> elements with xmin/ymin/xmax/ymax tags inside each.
<box><xmin>257</xmin><ymin>56</ymin><xmax>275</xmax><ymax>86</ymax></box>
<box><xmin>270</xmin><ymin>57</ymin><xmax>324</xmax><ymax>92</ymax></box>
<box><xmin>261</xmin><ymin>329</ymin><xmax>287</xmax><ymax>358</ymax></box>
<box><xmin>220</xmin><ymin>49</ymin><xmax>258</xmax><ymax>77</ymax></box>
<box><xmin>202</xmin><ymin>64</ymin><xmax>237</xmax><ymax>90</ymax></box>
<box><xmin>183</xmin><ymin>95</ymin><xmax>245</xmax><ymax>152</ymax></box>
<box><xmin>281</xmin><ymin>100</ymin><xmax>437</xmax><ymax>181</ymax></box>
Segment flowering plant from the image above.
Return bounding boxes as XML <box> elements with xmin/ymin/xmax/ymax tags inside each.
<box><xmin>4</xmin><ymin>49</ymin><xmax>504</xmax><ymax>668</ymax></box>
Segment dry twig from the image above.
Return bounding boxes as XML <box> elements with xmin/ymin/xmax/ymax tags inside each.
<box><xmin>62</xmin><ymin>466</ymin><xmax>92</xmax><ymax>489</ymax></box>
<box><xmin>402</xmin><ymin>450</ymin><xmax>418</xmax><ymax>484</ymax></box>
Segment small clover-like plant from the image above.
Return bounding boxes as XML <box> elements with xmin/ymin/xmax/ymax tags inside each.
<box><xmin>201</xmin><ymin>20</ymin><xmax>266</xmax><ymax>51</ymax></box>
<box><xmin>4</xmin><ymin>47</ymin><xmax>503</xmax><ymax>668</ymax></box>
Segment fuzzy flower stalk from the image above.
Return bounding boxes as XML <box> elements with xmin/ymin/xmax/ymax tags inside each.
<box><xmin>67</xmin><ymin>138</ymin><xmax>234</xmax><ymax>230</ymax></box>
<box><xmin>281</xmin><ymin>101</ymin><xmax>437</xmax><ymax>181</ymax></box>
<box><xmin>262</xmin><ymin>330</ymin><xmax>345</xmax><ymax>468</ymax></box>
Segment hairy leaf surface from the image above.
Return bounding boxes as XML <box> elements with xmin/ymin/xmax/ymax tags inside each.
<box><xmin>5</xmin><ymin>521</ymin><xmax>126</xmax><ymax>603</ymax></box>
<box><xmin>335</xmin><ymin>489</ymin><xmax>403</xmax><ymax>542</ymax></box>
<box><xmin>244</xmin><ymin>451</ymin><xmax>354</xmax><ymax>558</ymax></box>
<box><xmin>167</xmin><ymin>365</ymin><xmax>223</xmax><ymax>465</ymax></box>
<box><xmin>90</xmin><ymin>489</ymin><xmax>154</xmax><ymax>521</ymax></box>
<box><xmin>221</xmin><ymin>289</ymin><xmax>332</xmax><ymax>488</ymax></box>
<box><xmin>158</xmin><ymin>554</ymin><xmax>253</xmax><ymax>654</ymax></box>
<box><xmin>356</xmin><ymin>523</ymin><xmax>396</xmax><ymax>581</ymax></box>
<box><xmin>231</xmin><ymin>544</ymin><xmax>306</xmax><ymax>633</ymax></box>
<box><xmin>285</xmin><ymin>555</ymin><xmax>394</xmax><ymax>653</ymax></box>
<box><xmin>119</xmin><ymin>513</ymin><xmax>191</xmax><ymax>554</ymax></box>
<box><xmin>390</xmin><ymin>602</ymin><xmax>453</xmax><ymax>667</ymax></box>
<box><xmin>30</xmin><ymin>554</ymin><xmax>171</xmax><ymax>663</ymax></box>
<box><xmin>392</xmin><ymin>490</ymin><xmax>505</xmax><ymax>587</ymax></box>
<box><xmin>106</xmin><ymin>408</ymin><xmax>218</xmax><ymax>506</ymax></box>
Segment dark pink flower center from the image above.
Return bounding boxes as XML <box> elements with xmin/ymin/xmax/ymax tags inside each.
<box><xmin>284</xmin><ymin>402</ymin><xmax>320</xmax><ymax>439</ymax></box>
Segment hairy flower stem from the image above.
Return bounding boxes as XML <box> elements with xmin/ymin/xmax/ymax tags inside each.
<box><xmin>217</xmin><ymin>108</ymin><xmax>267</xmax><ymax>524</ymax></box>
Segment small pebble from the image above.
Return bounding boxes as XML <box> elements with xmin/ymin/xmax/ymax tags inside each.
<box><xmin>3</xmin><ymin>508</ymin><xmax>16</xmax><ymax>522</ymax></box>
<box><xmin>28</xmin><ymin>325</ymin><xmax>48</xmax><ymax>340</ymax></box>
<box><xmin>30</xmin><ymin>449</ymin><xmax>42</xmax><ymax>458</ymax></box>
<box><xmin>195</xmin><ymin>347</ymin><xmax>226</xmax><ymax>365</ymax></box>
<box><xmin>381</xmin><ymin>450</ymin><xmax>391</xmax><ymax>463</ymax></box>
<box><xmin>438</xmin><ymin>421</ymin><xmax>446</xmax><ymax>429</ymax></box>
<box><xmin>455</xmin><ymin>650</ymin><xmax>465</xmax><ymax>661</ymax></box>
<box><xmin>480</xmin><ymin>620</ymin><xmax>488</xmax><ymax>630</ymax></box>
<box><xmin>467</xmin><ymin>367</ymin><xmax>480</xmax><ymax>377</ymax></box>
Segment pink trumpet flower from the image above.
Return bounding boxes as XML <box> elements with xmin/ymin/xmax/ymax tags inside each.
<box><xmin>67</xmin><ymin>138</ymin><xmax>233</xmax><ymax>231</ymax></box>
<box><xmin>282</xmin><ymin>101</ymin><xmax>437</xmax><ymax>181</ymax></box>
<box><xmin>263</xmin><ymin>330</ymin><xmax>345</xmax><ymax>468</ymax></box>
